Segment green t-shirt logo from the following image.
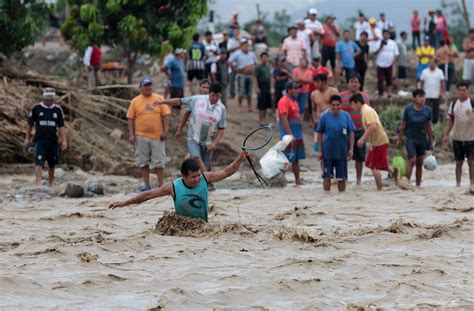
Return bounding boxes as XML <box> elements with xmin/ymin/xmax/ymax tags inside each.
<box><xmin>191</xmin><ymin>48</ymin><xmax>202</xmax><ymax>60</ymax></box>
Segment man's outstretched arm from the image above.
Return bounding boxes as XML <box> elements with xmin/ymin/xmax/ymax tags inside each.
<box><xmin>154</xmin><ymin>98</ymin><xmax>182</xmax><ymax>107</ymax></box>
<box><xmin>109</xmin><ymin>183</ymin><xmax>173</xmax><ymax>209</ymax></box>
<box><xmin>204</xmin><ymin>151</ymin><xmax>248</xmax><ymax>183</ymax></box>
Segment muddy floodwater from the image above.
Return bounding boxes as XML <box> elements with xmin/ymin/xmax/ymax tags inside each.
<box><xmin>0</xmin><ymin>164</ymin><xmax>473</xmax><ymax>310</ymax></box>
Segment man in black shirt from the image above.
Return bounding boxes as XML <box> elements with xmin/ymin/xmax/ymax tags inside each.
<box><xmin>355</xmin><ymin>31</ymin><xmax>369</xmax><ymax>91</ymax></box>
<box><xmin>24</xmin><ymin>88</ymin><xmax>67</xmax><ymax>187</ymax></box>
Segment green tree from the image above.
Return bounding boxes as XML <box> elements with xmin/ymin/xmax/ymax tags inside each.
<box><xmin>269</xmin><ymin>9</ymin><xmax>292</xmax><ymax>46</ymax></box>
<box><xmin>440</xmin><ymin>0</ymin><xmax>469</xmax><ymax>50</ymax></box>
<box><xmin>0</xmin><ymin>0</ymin><xmax>48</xmax><ymax>60</ymax></box>
<box><xmin>62</xmin><ymin>0</ymin><xmax>207</xmax><ymax>83</ymax></box>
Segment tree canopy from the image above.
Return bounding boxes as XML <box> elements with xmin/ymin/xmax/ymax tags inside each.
<box><xmin>62</xmin><ymin>0</ymin><xmax>208</xmax><ymax>83</ymax></box>
<box><xmin>0</xmin><ymin>0</ymin><xmax>48</xmax><ymax>59</ymax></box>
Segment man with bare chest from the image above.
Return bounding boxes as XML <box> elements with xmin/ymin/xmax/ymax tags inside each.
<box><xmin>437</xmin><ymin>40</ymin><xmax>458</xmax><ymax>91</ymax></box>
<box><xmin>463</xmin><ymin>29</ymin><xmax>474</xmax><ymax>82</ymax></box>
<box><xmin>311</xmin><ymin>73</ymin><xmax>339</xmax><ymax>125</ymax></box>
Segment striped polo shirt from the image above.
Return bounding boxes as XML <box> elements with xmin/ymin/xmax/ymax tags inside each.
<box><xmin>340</xmin><ymin>91</ymin><xmax>369</xmax><ymax>130</ymax></box>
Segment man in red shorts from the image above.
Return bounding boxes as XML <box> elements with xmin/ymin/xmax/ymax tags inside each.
<box><xmin>350</xmin><ymin>93</ymin><xmax>390</xmax><ymax>190</ymax></box>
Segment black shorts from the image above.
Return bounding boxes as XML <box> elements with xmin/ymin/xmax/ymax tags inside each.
<box><xmin>353</xmin><ymin>130</ymin><xmax>367</xmax><ymax>162</ymax></box>
<box><xmin>257</xmin><ymin>93</ymin><xmax>272</xmax><ymax>111</ymax></box>
<box><xmin>453</xmin><ymin>140</ymin><xmax>474</xmax><ymax>161</ymax></box>
<box><xmin>169</xmin><ymin>87</ymin><xmax>184</xmax><ymax>98</ymax></box>
<box><xmin>187</xmin><ymin>69</ymin><xmax>204</xmax><ymax>81</ymax></box>
<box><xmin>35</xmin><ymin>140</ymin><xmax>59</xmax><ymax>167</ymax></box>
<box><xmin>406</xmin><ymin>138</ymin><xmax>427</xmax><ymax>159</ymax></box>
<box><xmin>204</xmin><ymin>63</ymin><xmax>212</xmax><ymax>79</ymax></box>
<box><xmin>398</xmin><ymin>66</ymin><xmax>407</xmax><ymax>79</ymax></box>
<box><xmin>321</xmin><ymin>45</ymin><xmax>336</xmax><ymax>68</ymax></box>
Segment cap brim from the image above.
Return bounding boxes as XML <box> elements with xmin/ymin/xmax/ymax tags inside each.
<box><xmin>42</xmin><ymin>95</ymin><xmax>58</xmax><ymax>99</ymax></box>
<box><xmin>140</xmin><ymin>80</ymin><xmax>153</xmax><ymax>86</ymax></box>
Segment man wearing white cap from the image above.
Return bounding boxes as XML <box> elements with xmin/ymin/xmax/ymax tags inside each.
<box><xmin>24</xmin><ymin>88</ymin><xmax>67</xmax><ymax>187</ymax></box>
<box><xmin>305</xmin><ymin>8</ymin><xmax>324</xmax><ymax>60</ymax></box>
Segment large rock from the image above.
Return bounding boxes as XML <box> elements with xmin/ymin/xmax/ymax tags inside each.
<box><xmin>55</xmin><ymin>168</ymin><xmax>66</xmax><ymax>180</ymax></box>
<box><xmin>65</xmin><ymin>183</ymin><xmax>85</xmax><ymax>198</ymax></box>
<box><xmin>84</xmin><ymin>180</ymin><xmax>105</xmax><ymax>195</ymax></box>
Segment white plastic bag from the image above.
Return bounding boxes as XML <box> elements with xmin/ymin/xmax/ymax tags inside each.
<box><xmin>259</xmin><ymin>149</ymin><xmax>290</xmax><ymax>179</ymax></box>
<box><xmin>423</xmin><ymin>154</ymin><xmax>437</xmax><ymax>171</ymax></box>
<box><xmin>273</xmin><ymin>135</ymin><xmax>294</xmax><ymax>151</ymax></box>
<box><xmin>259</xmin><ymin>135</ymin><xmax>293</xmax><ymax>179</ymax></box>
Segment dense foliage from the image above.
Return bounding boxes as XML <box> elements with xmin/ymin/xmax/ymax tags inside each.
<box><xmin>0</xmin><ymin>0</ymin><xmax>48</xmax><ymax>58</ymax></box>
<box><xmin>62</xmin><ymin>0</ymin><xmax>208</xmax><ymax>82</ymax></box>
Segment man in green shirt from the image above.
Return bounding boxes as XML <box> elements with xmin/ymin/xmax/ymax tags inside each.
<box><xmin>254</xmin><ymin>52</ymin><xmax>272</xmax><ymax>125</ymax></box>
<box><xmin>109</xmin><ymin>151</ymin><xmax>248</xmax><ymax>222</ymax></box>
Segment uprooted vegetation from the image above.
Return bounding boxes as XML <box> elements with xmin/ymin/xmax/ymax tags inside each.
<box><xmin>0</xmin><ymin>69</ymin><xmax>238</xmax><ymax>175</ymax></box>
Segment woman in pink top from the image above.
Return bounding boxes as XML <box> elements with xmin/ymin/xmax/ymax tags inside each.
<box><xmin>292</xmin><ymin>57</ymin><xmax>313</xmax><ymax>116</ymax></box>
<box><xmin>435</xmin><ymin>10</ymin><xmax>447</xmax><ymax>48</ymax></box>
<box><xmin>411</xmin><ymin>10</ymin><xmax>421</xmax><ymax>48</ymax></box>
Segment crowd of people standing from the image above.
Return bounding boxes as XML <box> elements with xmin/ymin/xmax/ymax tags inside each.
<box><xmin>126</xmin><ymin>7</ymin><xmax>474</xmax><ymax>194</ymax></box>
<box><xmin>25</xmin><ymin>7</ymin><xmax>474</xmax><ymax>210</ymax></box>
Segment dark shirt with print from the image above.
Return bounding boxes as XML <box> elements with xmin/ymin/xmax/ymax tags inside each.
<box><xmin>28</xmin><ymin>103</ymin><xmax>65</xmax><ymax>142</ymax></box>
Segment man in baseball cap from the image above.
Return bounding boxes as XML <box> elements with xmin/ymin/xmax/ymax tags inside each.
<box><xmin>127</xmin><ymin>75</ymin><xmax>171</xmax><ymax>192</ymax></box>
<box><xmin>24</xmin><ymin>87</ymin><xmax>67</xmax><ymax>187</ymax></box>
<box><xmin>41</xmin><ymin>87</ymin><xmax>58</xmax><ymax>100</ymax></box>
<box><xmin>415</xmin><ymin>35</ymin><xmax>435</xmax><ymax>80</ymax></box>
<box><xmin>139</xmin><ymin>76</ymin><xmax>153</xmax><ymax>87</ymax></box>
<box><xmin>305</xmin><ymin>7</ymin><xmax>325</xmax><ymax>61</ymax></box>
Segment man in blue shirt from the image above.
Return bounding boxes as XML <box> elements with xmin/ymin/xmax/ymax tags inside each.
<box><xmin>336</xmin><ymin>30</ymin><xmax>361</xmax><ymax>83</ymax></box>
<box><xmin>316</xmin><ymin>94</ymin><xmax>355</xmax><ymax>191</ymax></box>
<box><xmin>229</xmin><ymin>40</ymin><xmax>257</xmax><ymax>112</ymax></box>
<box><xmin>109</xmin><ymin>151</ymin><xmax>248</xmax><ymax>222</ymax></box>
<box><xmin>166</xmin><ymin>48</ymin><xmax>186</xmax><ymax>98</ymax></box>
<box><xmin>397</xmin><ymin>88</ymin><xmax>433</xmax><ymax>186</ymax></box>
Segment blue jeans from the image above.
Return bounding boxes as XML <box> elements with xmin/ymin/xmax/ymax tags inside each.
<box><xmin>237</xmin><ymin>74</ymin><xmax>253</xmax><ymax>97</ymax></box>
<box><xmin>187</xmin><ymin>139</ymin><xmax>212</xmax><ymax>170</ymax></box>
<box><xmin>297</xmin><ymin>92</ymin><xmax>309</xmax><ymax>115</ymax></box>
